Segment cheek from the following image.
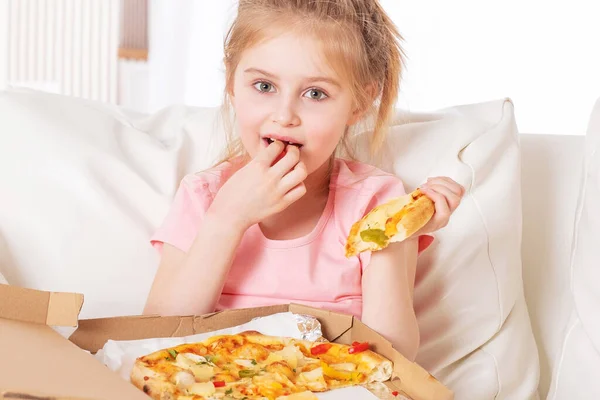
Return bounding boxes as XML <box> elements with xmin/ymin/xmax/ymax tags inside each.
<box><xmin>301</xmin><ymin>118</ymin><xmax>346</xmax><ymax>173</ymax></box>
<box><xmin>234</xmin><ymin>90</ymin><xmax>262</xmax><ymax>127</ymax></box>
<box><xmin>309</xmin><ymin>127</ymin><xmax>343</xmax><ymax>149</ymax></box>
<box><xmin>305</xmin><ymin>112</ymin><xmax>347</xmax><ymax>149</ymax></box>
<box><xmin>233</xmin><ymin>91</ymin><xmax>269</xmax><ymax>155</ymax></box>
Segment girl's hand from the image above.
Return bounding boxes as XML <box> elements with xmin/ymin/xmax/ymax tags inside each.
<box><xmin>416</xmin><ymin>177</ymin><xmax>465</xmax><ymax>235</ymax></box>
<box><xmin>208</xmin><ymin>140</ymin><xmax>307</xmax><ymax>231</ymax></box>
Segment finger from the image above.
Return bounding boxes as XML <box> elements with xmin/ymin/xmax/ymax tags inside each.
<box><xmin>282</xmin><ymin>182</ymin><xmax>307</xmax><ymax>207</ymax></box>
<box><xmin>280</xmin><ymin>161</ymin><xmax>308</xmax><ymax>193</ymax></box>
<box><xmin>421</xmin><ymin>186</ymin><xmax>451</xmax><ymax>221</ymax></box>
<box><xmin>426</xmin><ymin>183</ymin><xmax>462</xmax><ymax>211</ymax></box>
<box><xmin>255</xmin><ymin>140</ymin><xmax>285</xmax><ymax>166</ymax></box>
<box><xmin>270</xmin><ymin>144</ymin><xmax>301</xmax><ymax>177</ymax></box>
<box><xmin>427</xmin><ymin>177</ymin><xmax>465</xmax><ymax>196</ymax></box>
<box><xmin>427</xmin><ymin>177</ymin><xmax>464</xmax><ymax>196</ymax></box>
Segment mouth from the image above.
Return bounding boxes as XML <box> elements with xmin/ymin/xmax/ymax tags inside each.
<box><xmin>263</xmin><ymin>136</ymin><xmax>303</xmax><ymax>149</ymax></box>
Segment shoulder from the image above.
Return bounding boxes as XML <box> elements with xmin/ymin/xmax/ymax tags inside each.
<box><xmin>332</xmin><ymin>158</ymin><xmax>406</xmax><ymax>200</ymax></box>
<box><xmin>150</xmin><ymin>161</ymin><xmax>238</xmax><ymax>253</ymax></box>
<box><xmin>179</xmin><ymin>160</ymin><xmax>237</xmax><ymax>197</ymax></box>
<box><xmin>332</xmin><ymin>158</ymin><xmax>407</xmax><ymax>234</ymax></box>
<box><xmin>169</xmin><ymin>160</ymin><xmax>238</xmax><ymax>217</ymax></box>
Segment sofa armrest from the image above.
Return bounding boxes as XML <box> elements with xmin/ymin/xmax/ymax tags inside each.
<box><xmin>520</xmin><ymin>133</ymin><xmax>584</xmax><ymax>397</ymax></box>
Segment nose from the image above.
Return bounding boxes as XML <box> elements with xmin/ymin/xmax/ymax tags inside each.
<box><xmin>272</xmin><ymin>97</ymin><xmax>300</xmax><ymax>127</ymax></box>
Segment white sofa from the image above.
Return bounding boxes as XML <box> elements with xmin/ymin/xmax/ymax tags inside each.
<box><xmin>520</xmin><ymin>133</ymin><xmax>584</xmax><ymax>398</ymax></box>
<box><xmin>0</xmin><ymin>88</ymin><xmax>598</xmax><ymax>399</ymax></box>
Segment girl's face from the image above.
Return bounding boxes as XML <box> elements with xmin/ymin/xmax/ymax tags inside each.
<box><xmin>231</xmin><ymin>32</ymin><xmax>360</xmax><ymax>174</ymax></box>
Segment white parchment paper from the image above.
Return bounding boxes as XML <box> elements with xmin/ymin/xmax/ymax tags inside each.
<box><xmin>94</xmin><ymin>312</ymin><xmax>406</xmax><ymax>399</ymax></box>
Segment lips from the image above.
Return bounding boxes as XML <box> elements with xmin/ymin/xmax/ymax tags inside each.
<box><xmin>263</xmin><ymin>136</ymin><xmax>303</xmax><ymax>148</ymax></box>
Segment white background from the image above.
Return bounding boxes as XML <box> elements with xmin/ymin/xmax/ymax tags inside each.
<box><xmin>1</xmin><ymin>0</ymin><xmax>599</xmax><ymax>135</ymax></box>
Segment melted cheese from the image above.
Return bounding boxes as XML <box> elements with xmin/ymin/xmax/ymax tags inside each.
<box><xmin>189</xmin><ymin>364</ymin><xmax>214</xmax><ymax>382</ymax></box>
<box><xmin>175</xmin><ymin>352</ymin><xmax>207</xmax><ymax>369</ymax></box>
<box><xmin>274</xmin><ymin>345</ymin><xmax>305</xmax><ymax>369</ymax></box>
<box><xmin>361</xmin><ymin>195</ymin><xmax>411</xmax><ymax>231</ymax></box>
<box><xmin>321</xmin><ymin>362</ymin><xmax>363</xmax><ymax>382</ymax></box>
<box><xmin>329</xmin><ymin>362</ymin><xmax>356</xmax><ymax>372</ymax></box>
<box><xmin>172</xmin><ymin>371</ymin><xmax>195</xmax><ymax>389</ymax></box>
<box><xmin>187</xmin><ymin>382</ymin><xmax>216</xmax><ymax>396</ymax></box>
<box><xmin>253</xmin><ymin>375</ymin><xmax>285</xmax><ymax>399</ymax></box>
<box><xmin>265</xmin><ymin>352</ymin><xmax>284</xmax><ymax>365</ymax></box>
<box><xmin>235</xmin><ymin>358</ymin><xmax>257</xmax><ymax>369</ymax></box>
<box><xmin>296</xmin><ymin>367</ymin><xmax>327</xmax><ymax>391</ymax></box>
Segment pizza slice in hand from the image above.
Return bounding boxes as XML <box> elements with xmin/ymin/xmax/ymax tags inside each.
<box><xmin>345</xmin><ymin>189</ymin><xmax>435</xmax><ymax>258</ymax></box>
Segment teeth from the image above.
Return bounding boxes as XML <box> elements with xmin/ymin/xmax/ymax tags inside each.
<box><xmin>265</xmin><ymin>137</ymin><xmax>301</xmax><ymax>147</ymax></box>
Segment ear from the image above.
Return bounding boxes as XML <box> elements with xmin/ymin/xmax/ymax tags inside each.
<box><xmin>347</xmin><ymin>83</ymin><xmax>378</xmax><ymax>126</ymax></box>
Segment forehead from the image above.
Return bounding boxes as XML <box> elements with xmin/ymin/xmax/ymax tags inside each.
<box><xmin>237</xmin><ymin>32</ymin><xmax>341</xmax><ymax>83</ymax></box>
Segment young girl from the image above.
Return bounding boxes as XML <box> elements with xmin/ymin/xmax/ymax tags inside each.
<box><xmin>144</xmin><ymin>0</ymin><xmax>464</xmax><ymax>361</ymax></box>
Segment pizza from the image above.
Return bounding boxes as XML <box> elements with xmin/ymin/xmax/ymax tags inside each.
<box><xmin>130</xmin><ymin>330</ymin><xmax>393</xmax><ymax>400</ymax></box>
<box><xmin>345</xmin><ymin>189</ymin><xmax>435</xmax><ymax>258</ymax></box>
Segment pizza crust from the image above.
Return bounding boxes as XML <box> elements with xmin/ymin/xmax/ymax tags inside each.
<box><xmin>130</xmin><ymin>361</ymin><xmax>176</xmax><ymax>399</ymax></box>
<box><xmin>345</xmin><ymin>189</ymin><xmax>435</xmax><ymax>257</ymax></box>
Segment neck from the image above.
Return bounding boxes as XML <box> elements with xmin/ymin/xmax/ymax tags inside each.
<box><xmin>303</xmin><ymin>157</ymin><xmax>334</xmax><ymax>196</ymax></box>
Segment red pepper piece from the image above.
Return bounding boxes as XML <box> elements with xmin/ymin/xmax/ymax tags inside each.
<box><xmin>213</xmin><ymin>381</ymin><xmax>226</xmax><ymax>388</ymax></box>
<box><xmin>392</xmin><ymin>390</ymin><xmax>399</xmax><ymax>396</ymax></box>
<box><xmin>310</xmin><ymin>343</ymin><xmax>332</xmax><ymax>355</ymax></box>
<box><xmin>348</xmin><ymin>341</ymin><xmax>369</xmax><ymax>354</ymax></box>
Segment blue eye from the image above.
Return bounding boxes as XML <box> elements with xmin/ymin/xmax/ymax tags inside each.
<box><xmin>254</xmin><ymin>81</ymin><xmax>275</xmax><ymax>93</ymax></box>
<box><xmin>304</xmin><ymin>89</ymin><xmax>327</xmax><ymax>101</ymax></box>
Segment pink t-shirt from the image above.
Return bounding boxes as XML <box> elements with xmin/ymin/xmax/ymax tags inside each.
<box><xmin>150</xmin><ymin>158</ymin><xmax>432</xmax><ymax>319</ymax></box>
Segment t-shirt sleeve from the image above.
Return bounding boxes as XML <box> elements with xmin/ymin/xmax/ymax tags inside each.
<box><xmin>338</xmin><ymin>172</ymin><xmax>434</xmax><ymax>269</ymax></box>
<box><xmin>150</xmin><ymin>174</ymin><xmax>215</xmax><ymax>254</ymax></box>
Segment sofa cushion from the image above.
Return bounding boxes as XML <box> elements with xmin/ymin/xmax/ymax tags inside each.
<box><xmin>0</xmin><ymin>89</ymin><xmax>223</xmax><ymax>319</ymax></box>
<box><xmin>351</xmin><ymin>99</ymin><xmax>539</xmax><ymax>398</ymax></box>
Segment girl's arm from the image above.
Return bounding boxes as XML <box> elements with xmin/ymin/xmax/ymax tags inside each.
<box><xmin>361</xmin><ymin>238</ymin><xmax>420</xmax><ymax>361</ymax></box>
<box><xmin>143</xmin><ymin>211</ymin><xmax>246</xmax><ymax>316</ymax></box>
<box><xmin>361</xmin><ymin>176</ymin><xmax>464</xmax><ymax>360</ymax></box>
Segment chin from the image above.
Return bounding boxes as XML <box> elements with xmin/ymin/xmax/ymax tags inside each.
<box><xmin>306</xmin><ymin>156</ymin><xmax>334</xmax><ymax>175</ymax></box>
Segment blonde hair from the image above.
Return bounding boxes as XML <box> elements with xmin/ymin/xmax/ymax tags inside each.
<box><xmin>218</xmin><ymin>0</ymin><xmax>405</xmax><ymax>164</ymax></box>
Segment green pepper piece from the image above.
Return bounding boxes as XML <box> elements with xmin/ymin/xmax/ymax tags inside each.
<box><xmin>167</xmin><ymin>349</ymin><xmax>178</xmax><ymax>359</ymax></box>
<box><xmin>239</xmin><ymin>369</ymin><xmax>258</xmax><ymax>378</ymax></box>
<box><xmin>360</xmin><ymin>228</ymin><xmax>389</xmax><ymax>247</ymax></box>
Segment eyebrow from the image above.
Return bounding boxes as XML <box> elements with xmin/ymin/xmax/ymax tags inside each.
<box><xmin>244</xmin><ymin>67</ymin><xmax>341</xmax><ymax>88</ymax></box>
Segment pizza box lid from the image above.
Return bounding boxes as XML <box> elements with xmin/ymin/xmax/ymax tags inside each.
<box><xmin>0</xmin><ymin>283</ymin><xmax>453</xmax><ymax>400</ymax></box>
<box><xmin>0</xmin><ymin>283</ymin><xmax>148</xmax><ymax>400</ymax></box>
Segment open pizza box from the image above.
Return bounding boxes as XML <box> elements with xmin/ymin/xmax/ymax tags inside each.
<box><xmin>0</xmin><ymin>283</ymin><xmax>453</xmax><ymax>400</ymax></box>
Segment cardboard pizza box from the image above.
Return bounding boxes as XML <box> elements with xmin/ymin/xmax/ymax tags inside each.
<box><xmin>0</xmin><ymin>283</ymin><xmax>454</xmax><ymax>400</ymax></box>
<box><xmin>0</xmin><ymin>284</ymin><xmax>148</xmax><ymax>400</ymax></box>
